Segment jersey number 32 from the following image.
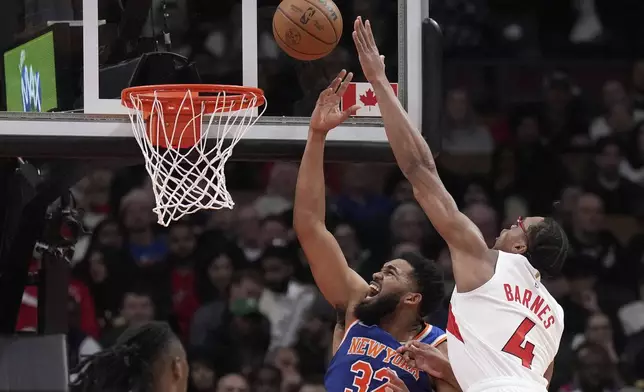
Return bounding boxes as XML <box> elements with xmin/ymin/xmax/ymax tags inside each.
<box><xmin>345</xmin><ymin>360</ymin><xmax>393</xmax><ymax>392</ymax></box>
<box><xmin>502</xmin><ymin>317</ymin><xmax>536</xmax><ymax>369</ymax></box>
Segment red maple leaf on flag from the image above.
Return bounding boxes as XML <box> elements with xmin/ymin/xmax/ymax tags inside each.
<box><xmin>359</xmin><ymin>88</ymin><xmax>378</xmax><ymax>110</ymax></box>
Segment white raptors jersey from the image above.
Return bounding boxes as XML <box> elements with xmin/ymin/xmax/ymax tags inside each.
<box><xmin>446</xmin><ymin>251</ymin><xmax>564</xmax><ymax>392</ymax></box>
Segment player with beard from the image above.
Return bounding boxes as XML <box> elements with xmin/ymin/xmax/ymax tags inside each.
<box><xmin>293</xmin><ymin>70</ymin><xmax>458</xmax><ymax>392</ymax></box>
<box><xmin>352</xmin><ymin>16</ymin><xmax>568</xmax><ymax>392</ymax></box>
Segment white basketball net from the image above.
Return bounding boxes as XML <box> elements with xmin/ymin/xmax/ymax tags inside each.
<box><xmin>125</xmin><ymin>88</ymin><xmax>266</xmax><ymax>226</ymax></box>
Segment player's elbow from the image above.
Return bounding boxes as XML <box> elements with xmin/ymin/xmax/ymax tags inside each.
<box><xmin>401</xmin><ymin>159</ymin><xmax>438</xmax><ymax>186</ymax></box>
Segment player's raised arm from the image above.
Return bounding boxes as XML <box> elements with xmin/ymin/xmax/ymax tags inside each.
<box><xmin>352</xmin><ymin>18</ymin><xmax>490</xmax><ymax>292</ymax></box>
<box><xmin>293</xmin><ymin>70</ymin><xmax>368</xmax><ymax>314</ymax></box>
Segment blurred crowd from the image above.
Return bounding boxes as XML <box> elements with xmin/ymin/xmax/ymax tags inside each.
<box><xmin>5</xmin><ymin>0</ymin><xmax>644</xmax><ymax>392</ymax></box>
<box><xmin>16</xmin><ymin>60</ymin><xmax>644</xmax><ymax>391</ymax></box>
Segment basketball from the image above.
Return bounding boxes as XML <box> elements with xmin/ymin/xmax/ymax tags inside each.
<box><xmin>273</xmin><ymin>0</ymin><xmax>343</xmax><ymax>61</ymax></box>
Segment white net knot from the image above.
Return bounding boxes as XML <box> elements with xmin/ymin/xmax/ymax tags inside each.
<box><xmin>124</xmin><ymin>87</ymin><xmax>266</xmax><ymax>226</ymax></box>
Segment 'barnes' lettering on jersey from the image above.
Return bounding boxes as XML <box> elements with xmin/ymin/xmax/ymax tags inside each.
<box><xmin>503</xmin><ymin>283</ymin><xmax>555</xmax><ymax>329</ymax></box>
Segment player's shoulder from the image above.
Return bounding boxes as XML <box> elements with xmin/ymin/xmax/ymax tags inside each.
<box><xmin>418</xmin><ymin>323</ymin><xmax>447</xmax><ymax>347</ymax></box>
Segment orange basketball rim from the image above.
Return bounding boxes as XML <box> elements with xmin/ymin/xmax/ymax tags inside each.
<box><xmin>121</xmin><ymin>84</ymin><xmax>266</xmax><ymax>149</ymax></box>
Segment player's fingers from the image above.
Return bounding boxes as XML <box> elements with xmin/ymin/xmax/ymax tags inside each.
<box><xmin>336</xmin><ymin>72</ymin><xmax>354</xmax><ymax>96</ymax></box>
<box><xmin>341</xmin><ymin>104</ymin><xmax>360</xmax><ymax>121</ymax></box>
<box><xmin>328</xmin><ymin>71</ymin><xmax>346</xmax><ymax>92</ymax></box>
<box><xmin>354</xmin><ymin>17</ymin><xmax>368</xmax><ymax>48</ymax></box>
<box><xmin>405</xmin><ymin>344</ymin><xmax>424</xmax><ymax>356</ymax></box>
<box><xmin>385</xmin><ymin>369</ymin><xmax>408</xmax><ymax>391</ymax></box>
<box><xmin>365</xmin><ymin>20</ymin><xmax>378</xmax><ymax>49</ymax></box>
<box><xmin>318</xmin><ymin>88</ymin><xmax>333</xmax><ymax>101</ymax></box>
<box><xmin>352</xmin><ymin>31</ymin><xmax>365</xmax><ymax>53</ymax></box>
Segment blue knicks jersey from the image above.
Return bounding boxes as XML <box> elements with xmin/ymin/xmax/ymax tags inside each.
<box><xmin>325</xmin><ymin>321</ymin><xmax>447</xmax><ymax>392</ymax></box>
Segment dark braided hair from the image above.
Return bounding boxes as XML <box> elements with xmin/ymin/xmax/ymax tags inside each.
<box><xmin>525</xmin><ymin>217</ymin><xmax>569</xmax><ymax>277</ymax></box>
<box><xmin>70</xmin><ymin>322</ymin><xmax>178</xmax><ymax>392</ymax></box>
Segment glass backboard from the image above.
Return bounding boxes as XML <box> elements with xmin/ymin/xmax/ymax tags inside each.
<box><xmin>0</xmin><ymin>0</ymin><xmax>428</xmax><ymax>161</ymax></box>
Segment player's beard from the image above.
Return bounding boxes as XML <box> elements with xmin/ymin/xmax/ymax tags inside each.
<box><xmin>354</xmin><ymin>292</ymin><xmax>401</xmax><ymax>326</ymax></box>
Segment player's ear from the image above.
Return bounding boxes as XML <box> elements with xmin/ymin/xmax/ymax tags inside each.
<box><xmin>404</xmin><ymin>292</ymin><xmax>422</xmax><ymax>306</ymax></box>
<box><xmin>171</xmin><ymin>356</ymin><xmax>184</xmax><ymax>381</ymax></box>
<box><xmin>513</xmin><ymin>238</ymin><xmax>528</xmax><ymax>254</ymax></box>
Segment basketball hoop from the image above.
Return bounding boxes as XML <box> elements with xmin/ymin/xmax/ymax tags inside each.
<box><xmin>121</xmin><ymin>84</ymin><xmax>266</xmax><ymax>226</ymax></box>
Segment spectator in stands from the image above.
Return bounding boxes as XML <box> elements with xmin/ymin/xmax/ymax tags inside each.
<box><xmin>189</xmin><ymin>349</ymin><xmax>218</xmax><ymax>392</ymax></box>
<box><xmin>67</xmin><ymin>293</ymin><xmax>101</xmax><ymax>370</ymax></box>
<box><xmin>332</xmin><ymin>221</ymin><xmax>373</xmax><ymax>278</ymax></box>
<box><xmin>559</xmin><ymin>186</ymin><xmax>584</xmax><ymax>229</ymax></box>
<box><xmin>513</xmin><ymin>113</ymin><xmax>569</xmax><ymax>214</ymax></box>
<box><xmin>74</xmin><ymin>247</ymin><xmax>131</xmax><ymax>328</ymax></box>
<box><xmin>71</xmin><ymin>171</ymin><xmax>117</xmax><ymax>263</ymax></box>
<box><xmin>294</xmin><ymin>312</ymin><xmax>334</xmax><ymax>380</ymax></box>
<box><xmin>561</xmin><ymin>342</ymin><xmax>622</xmax><ymax>392</ymax></box>
<box><xmin>560</xmin><ymin>259</ymin><xmax>604</xmax><ymax>337</ymax></box>
<box><xmin>254</xmin><ymin>163</ymin><xmax>298</xmax><ymax>219</ymax></box>
<box><xmin>166</xmin><ymin>221</ymin><xmax>201</xmax><ymax>339</ymax></box>
<box><xmin>491</xmin><ymin>146</ymin><xmax>530</xmax><ymax>221</ymax></box>
<box><xmin>251</xmin><ymin>365</ymin><xmax>282</xmax><ymax>392</ymax></box>
<box><xmin>566</xmin><ymin>192</ymin><xmax>624</xmax><ymax>286</ymax></box>
<box><xmin>620</xmin><ymin>121</ymin><xmax>644</xmax><ymax>186</ymax></box>
<box><xmin>589</xmin><ymin>80</ymin><xmax>644</xmax><ymax>141</ymax></box>
<box><xmin>195</xmin><ymin>249</ymin><xmax>240</xmax><ymax>303</ymax></box>
<box><xmin>606</xmin><ymin>102</ymin><xmax>638</xmax><ymax>141</ymax></box>
<box><xmin>389</xmin><ymin>202</ymin><xmax>433</xmax><ymax>255</ymax></box>
<box><xmin>461</xmin><ymin>178</ymin><xmax>492</xmax><ymax>208</ymax></box>
<box><xmin>463</xmin><ymin>203</ymin><xmax>499</xmax><ymax>248</ymax></box>
<box><xmin>585</xmin><ymin>137</ymin><xmax>642</xmax><ymax>214</ymax></box>
<box><xmin>579</xmin><ymin>313</ymin><xmax>619</xmax><ymax>364</ymax></box>
<box><xmin>300</xmin><ymin>383</ymin><xmax>326</xmax><ymax>392</ymax></box>
<box><xmin>206</xmin><ymin>208</ymin><xmax>237</xmax><ymax>242</ymax></box>
<box><xmin>235</xmin><ymin>205</ymin><xmax>264</xmax><ymax>263</ymax></box>
<box><xmin>89</xmin><ymin>218</ymin><xmax>126</xmax><ymax>251</ymax></box>
<box><xmin>120</xmin><ymin>189</ymin><xmax>168</xmax><ymax>266</ymax></box>
<box><xmin>260</xmin><ymin>214</ymin><xmax>291</xmax><ymax>248</ymax></box>
<box><xmin>271</xmin><ymin>347</ymin><xmax>303</xmax><ymax>392</ymax></box>
<box><xmin>101</xmin><ymin>288</ymin><xmax>156</xmax><ymax>347</ymax></box>
<box><xmin>190</xmin><ymin>269</ymin><xmax>264</xmax><ymax>348</ymax></box>
<box><xmin>216</xmin><ymin>373</ymin><xmax>250</xmax><ymax>392</ymax></box>
<box><xmin>441</xmin><ymin>88</ymin><xmax>494</xmax><ymax>154</ymax></box>
<box><xmin>335</xmin><ymin>163</ymin><xmax>393</xmax><ymax>231</ymax></box>
<box><xmin>80</xmin><ymin>170</ymin><xmax>115</xmax><ymax>229</ymax></box>
<box><xmin>258</xmin><ymin>245</ymin><xmax>315</xmax><ymax>350</ymax></box>
<box><xmin>204</xmin><ymin>288</ymin><xmax>271</xmax><ymax>376</ymax></box>
<box><xmin>539</xmin><ymin>71</ymin><xmax>588</xmax><ymax>150</ymax></box>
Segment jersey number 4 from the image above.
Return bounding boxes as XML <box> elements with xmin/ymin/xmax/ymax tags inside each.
<box><xmin>502</xmin><ymin>317</ymin><xmax>536</xmax><ymax>369</ymax></box>
<box><xmin>345</xmin><ymin>360</ymin><xmax>392</xmax><ymax>392</ymax></box>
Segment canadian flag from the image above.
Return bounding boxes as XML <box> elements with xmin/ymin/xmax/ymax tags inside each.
<box><xmin>342</xmin><ymin>82</ymin><xmax>398</xmax><ymax>117</ymax></box>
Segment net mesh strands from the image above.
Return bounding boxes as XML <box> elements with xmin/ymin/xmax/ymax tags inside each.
<box><xmin>122</xmin><ymin>85</ymin><xmax>266</xmax><ymax>226</ymax></box>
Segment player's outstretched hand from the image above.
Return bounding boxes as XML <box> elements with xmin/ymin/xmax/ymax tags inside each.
<box><xmin>310</xmin><ymin>70</ymin><xmax>360</xmax><ymax>133</ymax></box>
<box><xmin>382</xmin><ymin>369</ymin><xmax>410</xmax><ymax>392</ymax></box>
<box><xmin>352</xmin><ymin>16</ymin><xmax>386</xmax><ymax>83</ymax></box>
<box><xmin>397</xmin><ymin>341</ymin><xmax>449</xmax><ymax>379</ymax></box>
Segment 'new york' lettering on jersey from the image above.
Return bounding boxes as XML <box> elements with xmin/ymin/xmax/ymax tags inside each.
<box><xmin>326</xmin><ymin>321</ymin><xmax>446</xmax><ymax>392</ymax></box>
<box><xmin>447</xmin><ymin>251</ymin><xmax>564</xmax><ymax>392</ymax></box>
